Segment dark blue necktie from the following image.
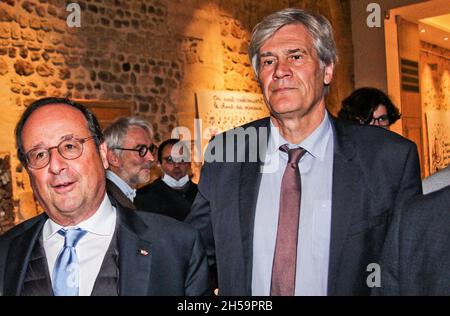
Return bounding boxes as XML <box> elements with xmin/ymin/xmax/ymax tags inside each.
<box><xmin>52</xmin><ymin>228</ymin><xmax>87</xmax><ymax>296</ymax></box>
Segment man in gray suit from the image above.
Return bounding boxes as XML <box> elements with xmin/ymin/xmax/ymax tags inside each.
<box><xmin>186</xmin><ymin>8</ymin><xmax>422</xmax><ymax>296</ymax></box>
<box><xmin>0</xmin><ymin>97</ymin><xmax>208</xmax><ymax>296</ymax></box>
<box><xmin>422</xmin><ymin>165</ymin><xmax>450</xmax><ymax>194</ymax></box>
<box><xmin>377</xmin><ymin>186</ymin><xmax>450</xmax><ymax>295</ymax></box>
<box><xmin>103</xmin><ymin>116</ymin><xmax>157</xmax><ymax>209</ymax></box>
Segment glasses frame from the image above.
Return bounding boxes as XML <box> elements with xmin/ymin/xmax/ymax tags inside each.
<box><xmin>370</xmin><ymin>114</ymin><xmax>391</xmax><ymax>127</ymax></box>
<box><xmin>113</xmin><ymin>144</ymin><xmax>158</xmax><ymax>158</ymax></box>
<box><xmin>25</xmin><ymin>135</ymin><xmax>96</xmax><ymax>169</ymax></box>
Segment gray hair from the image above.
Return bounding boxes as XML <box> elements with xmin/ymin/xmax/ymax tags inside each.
<box><xmin>248</xmin><ymin>8</ymin><xmax>338</xmax><ymax>78</ymax></box>
<box><xmin>103</xmin><ymin>116</ymin><xmax>153</xmax><ymax>156</ymax></box>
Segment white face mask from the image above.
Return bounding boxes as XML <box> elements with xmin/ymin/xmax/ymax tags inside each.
<box><xmin>162</xmin><ymin>174</ymin><xmax>189</xmax><ymax>189</ymax></box>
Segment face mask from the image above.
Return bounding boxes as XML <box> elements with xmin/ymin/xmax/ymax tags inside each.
<box><xmin>162</xmin><ymin>174</ymin><xmax>189</xmax><ymax>189</ymax></box>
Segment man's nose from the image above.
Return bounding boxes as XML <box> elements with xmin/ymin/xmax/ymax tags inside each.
<box><xmin>273</xmin><ymin>59</ymin><xmax>292</xmax><ymax>80</ymax></box>
<box><xmin>48</xmin><ymin>148</ymin><xmax>68</xmax><ymax>174</ymax></box>
<box><xmin>144</xmin><ymin>150</ymin><xmax>155</xmax><ymax>162</ymax></box>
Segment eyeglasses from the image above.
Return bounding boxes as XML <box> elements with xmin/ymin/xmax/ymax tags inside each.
<box><xmin>25</xmin><ymin>136</ymin><xmax>96</xmax><ymax>169</ymax></box>
<box><xmin>113</xmin><ymin>144</ymin><xmax>158</xmax><ymax>157</ymax></box>
<box><xmin>370</xmin><ymin>114</ymin><xmax>390</xmax><ymax>127</ymax></box>
<box><xmin>162</xmin><ymin>156</ymin><xmax>189</xmax><ymax>165</ymax></box>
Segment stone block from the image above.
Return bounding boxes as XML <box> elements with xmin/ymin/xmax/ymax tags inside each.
<box><xmin>51</xmin><ymin>55</ymin><xmax>64</xmax><ymax>66</ymax></box>
<box><xmin>34</xmin><ymin>89</ymin><xmax>47</xmax><ymax>97</ymax></box>
<box><xmin>0</xmin><ymin>58</ymin><xmax>8</xmax><ymax>75</ymax></box>
<box><xmin>10</xmin><ymin>85</ymin><xmax>21</xmax><ymax>94</ymax></box>
<box><xmin>0</xmin><ymin>6</ymin><xmax>14</xmax><ymax>22</ymax></box>
<box><xmin>22</xmin><ymin>1</ymin><xmax>35</xmax><ymax>13</ymax></box>
<box><xmin>29</xmin><ymin>18</ymin><xmax>41</xmax><ymax>30</ymax></box>
<box><xmin>51</xmin><ymin>80</ymin><xmax>62</xmax><ymax>88</ymax></box>
<box><xmin>41</xmin><ymin>51</ymin><xmax>49</xmax><ymax>61</ymax></box>
<box><xmin>21</xmin><ymin>29</ymin><xmax>35</xmax><ymax>41</ymax></box>
<box><xmin>8</xmin><ymin>47</ymin><xmax>16</xmax><ymax>58</ymax></box>
<box><xmin>27</xmin><ymin>42</ymin><xmax>41</xmax><ymax>51</ymax></box>
<box><xmin>0</xmin><ymin>24</ymin><xmax>10</xmax><ymax>39</ymax></box>
<box><xmin>36</xmin><ymin>30</ymin><xmax>46</xmax><ymax>43</ymax></box>
<box><xmin>36</xmin><ymin>63</ymin><xmax>54</xmax><ymax>77</ymax></box>
<box><xmin>10</xmin><ymin>24</ymin><xmax>20</xmax><ymax>40</ymax></box>
<box><xmin>41</xmin><ymin>19</ymin><xmax>52</xmax><ymax>32</ymax></box>
<box><xmin>47</xmin><ymin>5</ymin><xmax>57</xmax><ymax>16</ymax></box>
<box><xmin>15</xmin><ymin>13</ymin><xmax>28</xmax><ymax>28</ymax></box>
<box><xmin>59</xmin><ymin>68</ymin><xmax>70</xmax><ymax>80</ymax></box>
<box><xmin>14</xmin><ymin>60</ymin><xmax>34</xmax><ymax>76</ymax></box>
<box><xmin>19</xmin><ymin>47</ymin><xmax>27</xmax><ymax>59</ymax></box>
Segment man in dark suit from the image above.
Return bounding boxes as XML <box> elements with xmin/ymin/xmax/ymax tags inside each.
<box><xmin>185</xmin><ymin>8</ymin><xmax>422</xmax><ymax>296</ymax></box>
<box><xmin>0</xmin><ymin>97</ymin><xmax>208</xmax><ymax>296</ymax></box>
<box><xmin>103</xmin><ymin>116</ymin><xmax>158</xmax><ymax>210</ymax></box>
<box><xmin>376</xmin><ymin>186</ymin><xmax>450</xmax><ymax>295</ymax></box>
<box><xmin>136</xmin><ymin>138</ymin><xmax>198</xmax><ymax>221</ymax></box>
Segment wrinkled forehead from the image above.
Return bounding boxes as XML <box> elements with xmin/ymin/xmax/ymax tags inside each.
<box><xmin>22</xmin><ymin>104</ymin><xmax>89</xmax><ymax>149</ymax></box>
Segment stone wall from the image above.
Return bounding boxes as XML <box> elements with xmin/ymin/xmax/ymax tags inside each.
<box><xmin>0</xmin><ymin>154</ymin><xmax>14</xmax><ymax>233</ymax></box>
<box><xmin>0</xmin><ymin>0</ymin><xmax>354</xmax><ymax>226</ymax></box>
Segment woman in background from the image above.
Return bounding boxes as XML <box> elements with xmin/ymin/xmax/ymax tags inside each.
<box><xmin>338</xmin><ymin>87</ymin><xmax>401</xmax><ymax>129</ymax></box>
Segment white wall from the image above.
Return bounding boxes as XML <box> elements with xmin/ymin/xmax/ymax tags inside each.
<box><xmin>350</xmin><ymin>0</ymin><xmax>426</xmax><ymax>91</ymax></box>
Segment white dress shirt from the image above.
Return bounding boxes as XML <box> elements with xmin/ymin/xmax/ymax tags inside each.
<box><xmin>106</xmin><ymin>170</ymin><xmax>136</xmax><ymax>201</ymax></box>
<box><xmin>43</xmin><ymin>194</ymin><xmax>116</xmax><ymax>296</ymax></box>
<box><xmin>252</xmin><ymin>112</ymin><xmax>334</xmax><ymax>296</ymax></box>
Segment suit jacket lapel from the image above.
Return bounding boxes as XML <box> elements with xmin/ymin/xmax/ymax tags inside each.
<box><xmin>4</xmin><ymin>215</ymin><xmax>46</xmax><ymax>296</ymax></box>
<box><xmin>328</xmin><ymin>118</ymin><xmax>363</xmax><ymax>295</ymax></box>
<box><xmin>116</xmin><ymin>204</ymin><xmax>152</xmax><ymax>296</ymax></box>
<box><xmin>106</xmin><ymin>179</ymin><xmax>136</xmax><ymax>210</ymax></box>
<box><xmin>238</xmin><ymin>118</ymin><xmax>270</xmax><ymax>295</ymax></box>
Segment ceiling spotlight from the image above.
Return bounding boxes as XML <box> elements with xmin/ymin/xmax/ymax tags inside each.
<box><xmin>444</xmin><ymin>37</ymin><xmax>449</xmax><ymax>41</ymax></box>
<box><xmin>420</xmin><ymin>29</ymin><xmax>426</xmax><ymax>33</ymax></box>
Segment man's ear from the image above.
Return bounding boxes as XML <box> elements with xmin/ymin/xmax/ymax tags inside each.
<box><xmin>106</xmin><ymin>147</ymin><xmax>122</xmax><ymax>168</ymax></box>
<box><xmin>101</xmin><ymin>143</ymin><xmax>118</xmax><ymax>170</ymax></box>
<box><xmin>323</xmin><ymin>62</ymin><xmax>334</xmax><ymax>85</ymax></box>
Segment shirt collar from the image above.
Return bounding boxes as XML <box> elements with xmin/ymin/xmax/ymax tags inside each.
<box><xmin>106</xmin><ymin>170</ymin><xmax>136</xmax><ymax>201</ymax></box>
<box><xmin>43</xmin><ymin>194</ymin><xmax>116</xmax><ymax>241</ymax></box>
<box><xmin>268</xmin><ymin>111</ymin><xmax>332</xmax><ymax>161</ymax></box>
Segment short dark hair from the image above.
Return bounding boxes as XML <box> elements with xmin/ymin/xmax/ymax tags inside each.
<box><xmin>15</xmin><ymin>97</ymin><xmax>104</xmax><ymax>167</ymax></box>
<box><xmin>338</xmin><ymin>87</ymin><xmax>401</xmax><ymax>125</ymax></box>
<box><xmin>157</xmin><ymin>138</ymin><xmax>190</xmax><ymax>163</ymax></box>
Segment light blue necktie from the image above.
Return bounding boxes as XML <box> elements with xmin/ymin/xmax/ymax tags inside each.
<box><xmin>52</xmin><ymin>228</ymin><xmax>87</xmax><ymax>296</ymax></box>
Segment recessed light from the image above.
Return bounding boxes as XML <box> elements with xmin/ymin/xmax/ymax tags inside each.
<box><xmin>420</xmin><ymin>29</ymin><xmax>426</xmax><ymax>33</ymax></box>
<box><xmin>444</xmin><ymin>37</ymin><xmax>449</xmax><ymax>41</ymax></box>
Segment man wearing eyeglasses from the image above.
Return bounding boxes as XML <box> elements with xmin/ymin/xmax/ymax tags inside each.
<box><xmin>0</xmin><ymin>98</ymin><xmax>209</xmax><ymax>296</ymax></box>
<box><xmin>135</xmin><ymin>138</ymin><xmax>198</xmax><ymax>221</ymax></box>
<box><xmin>103</xmin><ymin>117</ymin><xmax>158</xmax><ymax>209</ymax></box>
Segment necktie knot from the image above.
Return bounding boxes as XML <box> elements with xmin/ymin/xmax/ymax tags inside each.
<box><xmin>53</xmin><ymin>228</ymin><xmax>86</xmax><ymax>296</ymax></box>
<box><xmin>279</xmin><ymin>145</ymin><xmax>306</xmax><ymax>167</ymax></box>
<box><xmin>58</xmin><ymin>228</ymin><xmax>87</xmax><ymax>248</ymax></box>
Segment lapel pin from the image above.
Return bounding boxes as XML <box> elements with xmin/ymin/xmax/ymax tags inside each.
<box><xmin>139</xmin><ymin>249</ymin><xmax>149</xmax><ymax>256</ymax></box>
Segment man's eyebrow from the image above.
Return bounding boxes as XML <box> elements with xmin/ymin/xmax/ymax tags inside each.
<box><xmin>286</xmin><ymin>48</ymin><xmax>306</xmax><ymax>54</ymax></box>
<box><xmin>259</xmin><ymin>52</ymin><xmax>275</xmax><ymax>58</ymax></box>
<box><xmin>61</xmin><ymin>134</ymin><xmax>74</xmax><ymax>140</ymax></box>
<box><xmin>260</xmin><ymin>48</ymin><xmax>307</xmax><ymax>58</ymax></box>
<box><xmin>29</xmin><ymin>134</ymin><xmax>75</xmax><ymax>149</ymax></box>
<box><xmin>29</xmin><ymin>141</ymin><xmax>45</xmax><ymax>149</ymax></box>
